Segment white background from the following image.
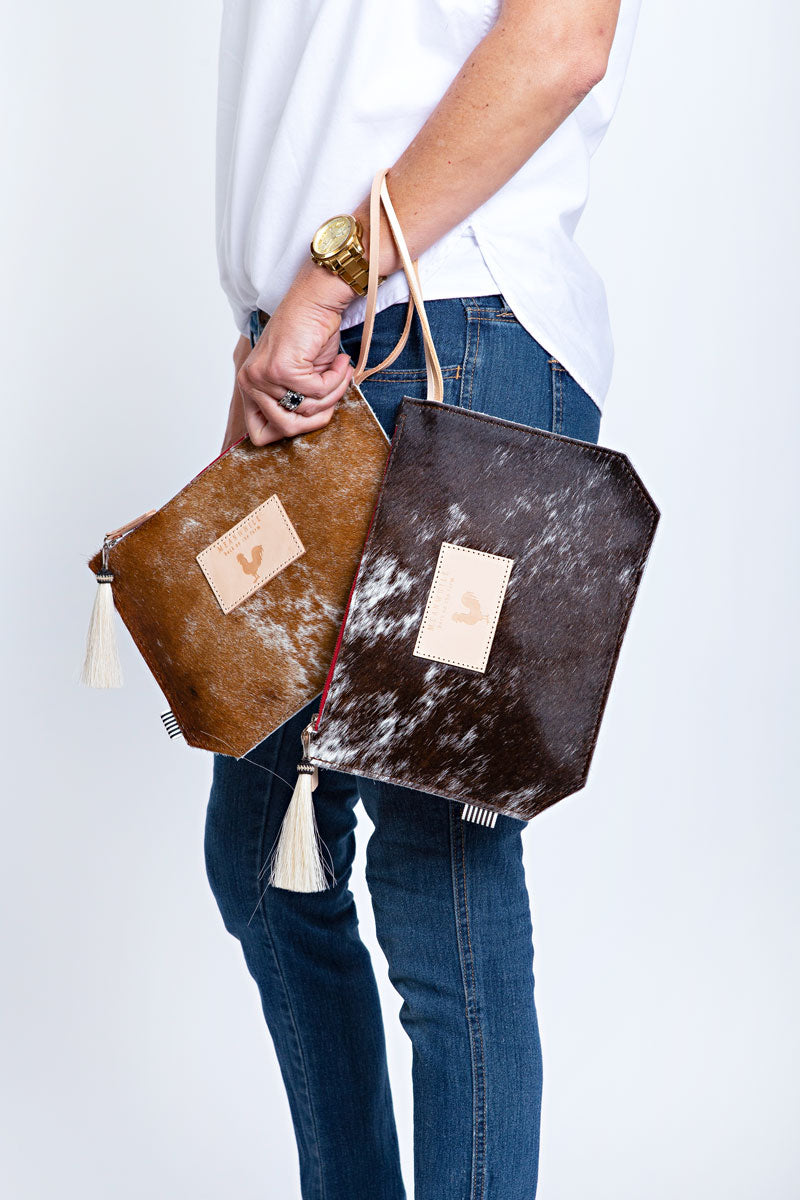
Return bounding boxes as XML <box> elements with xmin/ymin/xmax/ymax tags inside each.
<box><xmin>2</xmin><ymin>2</ymin><xmax>798</xmax><ymax>1197</ymax></box>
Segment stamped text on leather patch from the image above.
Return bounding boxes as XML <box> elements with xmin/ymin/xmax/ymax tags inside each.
<box><xmin>413</xmin><ymin>542</ymin><xmax>514</xmax><ymax>673</ymax></box>
<box><xmin>196</xmin><ymin>495</ymin><xmax>305</xmax><ymax>614</ymax></box>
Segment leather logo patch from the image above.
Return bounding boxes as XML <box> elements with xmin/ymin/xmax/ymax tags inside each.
<box><xmin>413</xmin><ymin>542</ymin><xmax>513</xmax><ymax>673</ymax></box>
<box><xmin>196</xmin><ymin>495</ymin><xmax>305</xmax><ymax>614</ymax></box>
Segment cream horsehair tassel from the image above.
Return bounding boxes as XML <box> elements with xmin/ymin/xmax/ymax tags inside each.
<box><xmin>80</xmin><ymin>538</ymin><xmax>123</xmax><ymax>688</ymax></box>
<box><xmin>269</xmin><ymin>720</ymin><xmax>333</xmax><ymax>893</ymax></box>
<box><xmin>80</xmin><ymin>510</ymin><xmax>157</xmax><ymax>689</ymax></box>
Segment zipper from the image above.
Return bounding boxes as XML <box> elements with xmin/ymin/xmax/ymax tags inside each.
<box><xmin>103</xmin><ymin>508</ymin><xmax>157</xmax><ymax>549</ymax></box>
<box><xmin>314</xmin><ymin>424</ymin><xmax>398</xmax><ymax>732</ymax></box>
<box><xmin>314</xmin><ymin>546</ymin><xmax>363</xmax><ymax>732</ymax></box>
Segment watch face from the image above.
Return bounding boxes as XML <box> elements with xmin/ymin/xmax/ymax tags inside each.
<box><xmin>312</xmin><ymin>214</ymin><xmax>355</xmax><ymax>258</ymax></box>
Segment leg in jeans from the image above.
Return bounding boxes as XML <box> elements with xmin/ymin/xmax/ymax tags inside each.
<box><xmin>204</xmin><ymin>296</ymin><xmax>602</xmax><ymax>1199</ymax></box>
<box><xmin>357</xmin><ymin>779</ymin><xmax>544</xmax><ymax>1200</ymax></box>
<box><xmin>204</xmin><ymin>697</ymin><xmax>406</xmax><ymax>1200</ymax></box>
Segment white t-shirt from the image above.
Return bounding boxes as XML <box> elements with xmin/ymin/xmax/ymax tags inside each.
<box><xmin>216</xmin><ymin>0</ymin><xmax>640</xmax><ymax>407</ymax></box>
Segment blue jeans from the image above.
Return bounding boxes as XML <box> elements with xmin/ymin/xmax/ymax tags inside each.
<box><xmin>205</xmin><ymin>295</ymin><xmax>601</xmax><ymax>1200</ymax></box>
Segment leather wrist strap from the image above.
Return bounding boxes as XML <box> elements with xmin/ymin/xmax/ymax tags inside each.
<box><xmin>353</xmin><ymin>168</ymin><xmax>445</xmax><ymax>405</ymax></box>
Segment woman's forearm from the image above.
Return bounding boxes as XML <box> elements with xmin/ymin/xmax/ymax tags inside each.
<box><xmin>351</xmin><ymin>0</ymin><xmax>620</xmax><ymax>275</ymax></box>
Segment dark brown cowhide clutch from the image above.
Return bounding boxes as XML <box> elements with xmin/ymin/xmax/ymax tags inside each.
<box><xmin>309</xmin><ymin>397</ymin><xmax>659</xmax><ymax>823</ymax></box>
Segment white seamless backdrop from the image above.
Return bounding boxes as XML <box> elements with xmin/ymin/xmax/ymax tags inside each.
<box><xmin>1</xmin><ymin>3</ymin><xmax>798</xmax><ymax>1198</ymax></box>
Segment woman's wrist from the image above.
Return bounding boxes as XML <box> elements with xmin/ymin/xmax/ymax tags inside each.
<box><xmin>293</xmin><ymin>201</ymin><xmax>402</xmax><ymax>311</ymax></box>
<box><xmin>353</xmin><ymin>199</ymin><xmax>402</xmax><ymax>280</ymax></box>
<box><xmin>293</xmin><ymin>257</ymin><xmax>356</xmax><ymax>313</ymax></box>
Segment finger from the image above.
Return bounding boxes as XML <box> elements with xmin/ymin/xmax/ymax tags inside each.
<box><xmin>243</xmin><ymin>380</ymin><xmax>346</xmax><ymax>446</ymax></box>
<box><xmin>238</xmin><ymin>375</ymin><xmax>331</xmax><ymax>419</ymax></box>
<box><xmin>242</xmin><ymin>392</ymin><xmax>272</xmax><ymax>446</ymax></box>
<box><xmin>291</xmin><ymin>352</ymin><xmax>354</xmax><ymax>401</ymax></box>
<box><xmin>243</xmin><ymin>361</ymin><xmax>353</xmax><ymax>422</ymax></box>
<box><xmin>247</xmin><ymin>401</ymin><xmax>339</xmax><ymax>447</ymax></box>
<box><xmin>277</xmin><ymin>362</ymin><xmax>354</xmax><ymax>416</ymax></box>
<box><xmin>257</xmin><ymin>397</ymin><xmax>335</xmax><ymax>443</ymax></box>
<box><xmin>238</xmin><ymin>352</ymin><xmax>352</xmax><ymax>407</ymax></box>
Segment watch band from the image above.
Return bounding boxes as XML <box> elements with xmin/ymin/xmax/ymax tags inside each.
<box><xmin>329</xmin><ymin>244</ymin><xmax>370</xmax><ymax>297</ymax></box>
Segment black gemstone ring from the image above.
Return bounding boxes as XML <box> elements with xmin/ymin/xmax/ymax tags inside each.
<box><xmin>278</xmin><ymin>389</ymin><xmax>305</xmax><ymax>412</ymax></box>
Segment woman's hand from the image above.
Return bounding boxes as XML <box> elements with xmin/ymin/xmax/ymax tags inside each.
<box><xmin>236</xmin><ymin>261</ymin><xmax>356</xmax><ymax>447</ymax></box>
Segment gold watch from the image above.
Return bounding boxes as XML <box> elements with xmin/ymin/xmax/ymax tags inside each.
<box><xmin>310</xmin><ymin>214</ymin><xmax>384</xmax><ymax>297</ymax></box>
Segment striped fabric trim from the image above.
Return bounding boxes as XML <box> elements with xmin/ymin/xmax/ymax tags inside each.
<box><xmin>160</xmin><ymin>709</ymin><xmax>183</xmax><ymax>741</ymax></box>
<box><xmin>461</xmin><ymin>803</ymin><xmax>498</xmax><ymax>828</ymax></box>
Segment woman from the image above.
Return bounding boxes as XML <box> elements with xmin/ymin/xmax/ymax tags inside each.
<box><xmin>205</xmin><ymin>1</ymin><xmax>639</xmax><ymax>1196</ymax></box>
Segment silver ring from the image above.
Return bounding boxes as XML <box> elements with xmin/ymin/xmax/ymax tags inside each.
<box><xmin>278</xmin><ymin>389</ymin><xmax>305</xmax><ymax>412</ymax></box>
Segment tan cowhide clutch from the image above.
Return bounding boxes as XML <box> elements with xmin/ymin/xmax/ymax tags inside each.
<box><xmin>83</xmin><ymin>389</ymin><xmax>390</xmax><ymax>757</ymax></box>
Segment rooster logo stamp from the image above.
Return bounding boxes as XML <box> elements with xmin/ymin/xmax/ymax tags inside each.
<box><xmin>452</xmin><ymin>591</ymin><xmax>489</xmax><ymax>626</ymax></box>
<box><xmin>237</xmin><ymin>544</ymin><xmax>264</xmax><ymax>577</ymax></box>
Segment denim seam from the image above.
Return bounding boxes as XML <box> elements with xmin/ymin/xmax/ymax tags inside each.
<box><xmin>463</xmin><ymin>312</ymin><xmax>517</xmax><ymax>323</ymax></box>
<box><xmin>449</xmin><ymin>802</ymin><xmax>487</xmax><ymax>1200</ymax></box>
<box><xmin>460</xmin><ymin>311</ymin><xmax>481</xmax><ymax>411</ymax></box>
<box><xmin>255</xmin><ymin>722</ymin><xmax>327</xmax><ymax>1200</ymax></box>
<box><xmin>549</xmin><ymin>360</ymin><xmax>564</xmax><ymax>434</ymax></box>
<box><xmin>365</xmin><ymin>364</ymin><xmax>461</xmax><ymax>383</ymax></box>
<box><xmin>557</xmin><ymin>365</ymin><xmax>563</xmax><ymax>433</ymax></box>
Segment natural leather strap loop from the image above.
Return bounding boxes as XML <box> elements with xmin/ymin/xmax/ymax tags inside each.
<box><xmin>354</xmin><ymin>168</ymin><xmax>414</xmax><ymax>383</ymax></box>
<box><xmin>353</xmin><ymin>168</ymin><xmax>445</xmax><ymax>404</ymax></box>
<box><xmin>378</xmin><ymin>174</ymin><xmax>444</xmax><ymax>404</ymax></box>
